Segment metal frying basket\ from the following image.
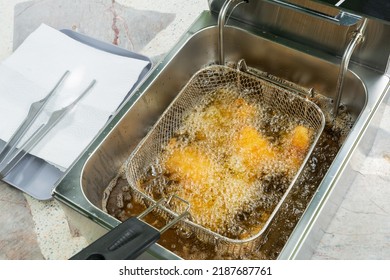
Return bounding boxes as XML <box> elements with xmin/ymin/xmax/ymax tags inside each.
<box><xmin>124</xmin><ymin>64</ymin><xmax>325</xmax><ymax>257</ymax></box>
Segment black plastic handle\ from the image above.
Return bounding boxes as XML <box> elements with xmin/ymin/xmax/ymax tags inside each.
<box><xmin>70</xmin><ymin>217</ymin><xmax>160</xmax><ymax>260</ymax></box>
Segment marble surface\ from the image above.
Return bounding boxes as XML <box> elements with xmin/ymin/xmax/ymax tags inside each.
<box><xmin>0</xmin><ymin>0</ymin><xmax>389</xmax><ymax>260</ymax></box>
<box><xmin>12</xmin><ymin>0</ymin><xmax>175</xmax><ymax>59</ymax></box>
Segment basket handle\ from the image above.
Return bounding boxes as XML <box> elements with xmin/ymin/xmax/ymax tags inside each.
<box><xmin>70</xmin><ymin>195</ymin><xmax>189</xmax><ymax>260</ymax></box>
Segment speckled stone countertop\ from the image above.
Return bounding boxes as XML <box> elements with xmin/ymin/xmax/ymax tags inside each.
<box><xmin>0</xmin><ymin>0</ymin><xmax>389</xmax><ymax>260</ymax></box>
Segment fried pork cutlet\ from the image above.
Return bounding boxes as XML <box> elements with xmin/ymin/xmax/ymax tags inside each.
<box><xmin>184</xmin><ymin>90</ymin><xmax>257</xmax><ymax>144</ymax></box>
<box><xmin>281</xmin><ymin>125</ymin><xmax>313</xmax><ymax>175</ymax></box>
<box><xmin>162</xmin><ymin>141</ymin><xmax>260</xmax><ymax>234</ymax></box>
<box><xmin>228</xmin><ymin>126</ymin><xmax>277</xmax><ymax>180</ymax></box>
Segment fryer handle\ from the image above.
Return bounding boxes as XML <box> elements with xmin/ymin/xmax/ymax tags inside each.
<box><xmin>70</xmin><ymin>217</ymin><xmax>160</xmax><ymax>260</ymax></box>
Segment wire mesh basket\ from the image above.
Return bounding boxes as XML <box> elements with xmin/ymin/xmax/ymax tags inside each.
<box><xmin>124</xmin><ymin>64</ymin><xmax>325</xmax><ymax>257</ymax></box>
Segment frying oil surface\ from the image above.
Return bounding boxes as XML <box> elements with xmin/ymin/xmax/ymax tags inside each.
<box><xmin>141</xmin><ymin>87</ymin><xmax>314</xmax><ymax>238</ymax></box>
<box><xmin>103</xmin><ymin>83</ymin><xmax>352</xmax><ymax>259</ymax></box>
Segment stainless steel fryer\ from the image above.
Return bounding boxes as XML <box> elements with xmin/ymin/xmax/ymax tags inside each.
<box><xmin>123</xmin><ymin>64</ymin><xmax>325</xmax><ymax>257</ymax></box>
<box><xmin>53</xmin><ymin>0</ymin><xmax>390</xmax><ymax>260</ymax></box>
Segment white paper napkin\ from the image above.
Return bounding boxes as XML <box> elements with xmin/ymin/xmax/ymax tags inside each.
<box><xmin>0</xmin><ymin>24</ymin><xmax>150</xmax><ymax>170</ymax></box>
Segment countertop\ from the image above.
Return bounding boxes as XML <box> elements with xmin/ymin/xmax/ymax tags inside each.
<box><xmin>0</xmin><ymin>0</ymin><xmax>389</xmax><ymax>260</ymax></box>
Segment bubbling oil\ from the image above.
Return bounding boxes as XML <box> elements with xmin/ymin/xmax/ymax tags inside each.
<box><xmin>134</xmin><ymin>86</ymin><xmax>316</xmax><ymax>239</ymax></box>
<box><xmin>103</xmin><ymin>111</ymin><xmax>350</xmax><ymax>260</ymax></box>
<box><xmin>102</xmin><ymin>77</ymin><xmax>353</xmax><ymax>259</ymax></box>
